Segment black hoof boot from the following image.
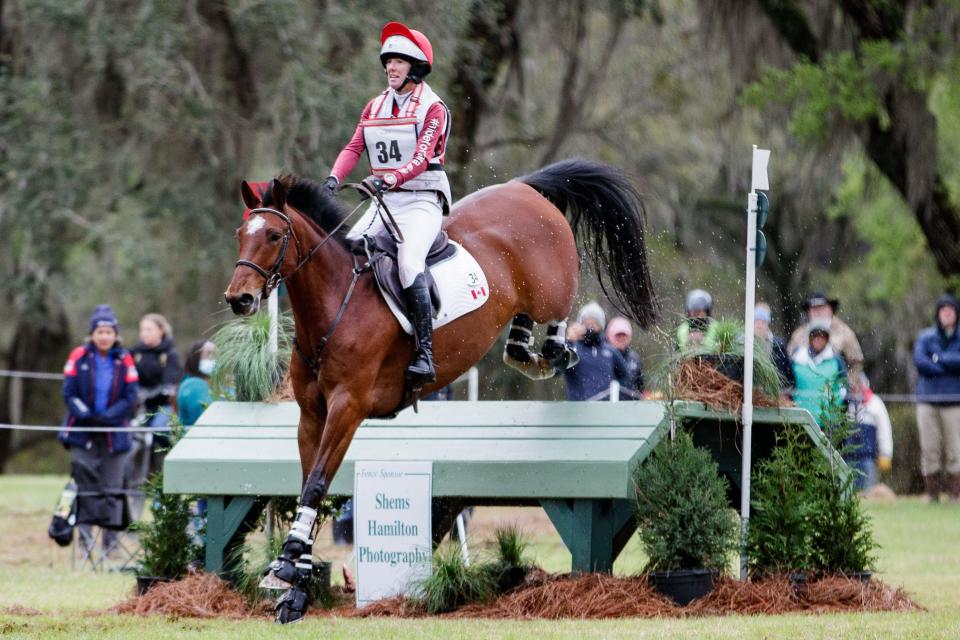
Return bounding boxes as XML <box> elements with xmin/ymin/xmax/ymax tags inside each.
<box><xmin>403</xmin><ymin>274</ymin><xmax>436</xmax><ymax>384</ymax></box>
<box><xmin>275</xmin><ymin>584</ymin><xmax>309</xmax><ymax>624</ymax></box>
<box><xmin>260</xmin><ymin>540</ymin><xmax>304</xmax><ymax>590</ymax></box>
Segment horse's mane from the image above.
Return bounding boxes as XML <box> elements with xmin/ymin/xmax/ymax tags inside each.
<box><xmin>263</xmin><ymin>174</ymin><xmax>351</xmax><ymax>245</ymax></box>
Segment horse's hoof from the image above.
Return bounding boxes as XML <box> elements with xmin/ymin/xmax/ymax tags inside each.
<box><xmin>260</xmin><ymin>555</ymin><xmax>300</xmax><ymax>590</ymax></box>
<box><xmin>274</xmin><ymin>586</ymin><xmax>309</xmax><ymax>624</ymax></box>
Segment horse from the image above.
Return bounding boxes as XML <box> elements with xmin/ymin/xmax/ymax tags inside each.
<box><xmin>224</xmin><ymin>158</ymin><xmax>657</xmax><ymax>622</ymax></box>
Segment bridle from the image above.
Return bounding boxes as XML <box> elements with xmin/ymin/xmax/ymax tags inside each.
<box><xmin>233</xmin><ymin>181</ymin><xmax>399</xmax><ymax>298</ymax></box>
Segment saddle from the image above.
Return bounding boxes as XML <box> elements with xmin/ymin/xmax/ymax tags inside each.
<box><xmin>355</xmin><ymin>231</ymin><xmax>457</xmax><ymax>319</ymax></box>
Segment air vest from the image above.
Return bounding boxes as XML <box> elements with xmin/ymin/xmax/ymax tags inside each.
<box><xmin>362</xmin><ymin>82</ymin><xmax>453</xmax><ymax>210</ymax></box>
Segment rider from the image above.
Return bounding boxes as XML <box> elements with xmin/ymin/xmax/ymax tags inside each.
<box><xmin>324</xmin><ymin>21</ymin><xmax>452</xmax><ymax>385</ymax></box>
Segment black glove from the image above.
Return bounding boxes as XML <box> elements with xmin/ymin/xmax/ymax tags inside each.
<box><xmin>322</xmin><ymin>176</ymin><xmax>339</xmax><ymax>195</ymax></box>
<box><xmin>361</xmin><ymin>175</ymin><xmax>386</xmax><ymax>198</ymax></box>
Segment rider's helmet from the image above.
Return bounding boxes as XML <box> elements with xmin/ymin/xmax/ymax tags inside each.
<box><xmin>380</xmin><ymin>22</ymin><xmax>433</xmax><ymax>84</ymax></box>
<box><xmin>684</xmin><ymin>289</ymin><xmax>713</xmax><ymax>316</ymax></box>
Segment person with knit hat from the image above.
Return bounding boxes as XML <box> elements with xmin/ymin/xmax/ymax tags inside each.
<box><xmin>563</xmin><ymin>301</ymin><xmax>630</xmax><ymax>400</ymax></box>
<box><xmin>788</xmin><ymin>291</ymin><xmax>864</xmax><ymax>382</ymax></box>
<box><xmin>327</xmin><ymin>21</ymin><xmax>452</xmax><ymax>386</ymax></box>
<box><xmin>605</xmin><ymin>316</ymin><xmax>644</xmax><ymax>398</ymax></box>
<box><xmin>676</xmin><ymin>288</ymin><xmax>719</xmax><ymax>350</ymax></box>
<box><xmin>913</xmin><ymin>293</ymin><xmax>960</xmax><ymax>502</ymax></box>
<box><xmin>55</xmin><ymin>304</ymin><xmax>139</xmax><ymax>552</ymax></box>
<box><xmin>790</xmin><ymin>317</ymin><xmax>848</xmax><ymax>426</ymax></box>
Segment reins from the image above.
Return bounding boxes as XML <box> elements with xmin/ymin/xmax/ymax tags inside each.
<box><xmin>234</xmin><ymin>181</ymin><xmax>399</xmax><ymax>375</ymax></box>
<box><xmin>233</xmin><ymin>181</ymin><xmax>396</xmax><ymax>298</ymax></box>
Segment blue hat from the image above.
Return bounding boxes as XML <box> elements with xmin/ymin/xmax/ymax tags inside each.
<box><xmin>89</xmin><ymin>304</ymin><xmax>119</xmax><ymax>334</ymax></box>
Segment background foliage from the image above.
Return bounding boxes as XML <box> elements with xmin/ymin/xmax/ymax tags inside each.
<box><xmin>2</xmin><ymin>1</ymin><xmax>960</xmax><ymax>476</ymax></box>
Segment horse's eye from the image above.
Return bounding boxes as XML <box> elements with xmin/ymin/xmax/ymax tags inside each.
<box><xmin>268</xmin><ymin>231</ymin><xmax>282</xmax><ymax>242</ymax></box>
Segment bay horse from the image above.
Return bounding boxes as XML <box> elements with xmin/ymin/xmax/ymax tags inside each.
<box><xmin>224</xmin><ymin>158</ymin><xmax>657</xmax><ymax>622</ymax></box>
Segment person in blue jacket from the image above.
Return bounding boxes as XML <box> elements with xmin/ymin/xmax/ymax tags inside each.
<box><xmin>913</xmin><ymin>293</ymin><xmax>960</xmax><ymax>502</ymax></box>
<box><xmin>563</xmin><ymin>301</ymin><xmax>630</xmax><ymax>401</ymax></box>
<box><xmin>58</xmin><ymin>305</ymin><xmax>139</xmax><ymax>550</ymax></box>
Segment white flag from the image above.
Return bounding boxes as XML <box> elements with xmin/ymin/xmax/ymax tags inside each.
<box><xmin>751</xmin><ymin>147</ymin><xmax>770</xmax><ymax>191</ymax></box>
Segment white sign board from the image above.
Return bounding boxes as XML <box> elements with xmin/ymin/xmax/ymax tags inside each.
<box><xmin>354</xmin><ymin>461</ymin><xmax>432</xmax><ymax>606</ymax></box>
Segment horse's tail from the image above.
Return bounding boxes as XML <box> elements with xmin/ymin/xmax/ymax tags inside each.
<box><xmin>519</xmin><ymin>158</ymin><xmax>659</xmax><ymax>329</ymax></box>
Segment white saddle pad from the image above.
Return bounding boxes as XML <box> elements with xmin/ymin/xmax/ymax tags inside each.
<box><xmin>381</xmin><ymin>240</ymin><xmax>490</xmax><ymax>335</ymax></box>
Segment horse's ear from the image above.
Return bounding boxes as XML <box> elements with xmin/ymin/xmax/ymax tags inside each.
<box><xmin>240</xmin><ymin>181</ymin><xmax>260</xmax><ymax>209</ymax></box>
<box><xmin>270</xmin><ymin>178</ymin><xmax>287</xmax><ymax>210</ymax></box>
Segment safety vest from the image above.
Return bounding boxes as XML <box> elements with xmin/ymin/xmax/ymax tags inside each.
<box><xmin>676</xmin><ymin>320</ymin><xmax>720</xmax><ymax>351</ymax></box>
<box><xmin>362</xmin><ymin>81</ymin><xmax>453</xmax><ymax>209</ymax></box>
<box><xmin>791</xmin><ymin>345</ymin><xmax>847</xmax><ymax>425</ymax></box>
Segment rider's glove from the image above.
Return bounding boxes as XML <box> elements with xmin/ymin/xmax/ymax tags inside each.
<box><xmin>322</xmin><ymin>176</ymin><xmax>339</xmax><ymax>194</ymax></box>
<box><xmin>361</xmin><ymin>175</ymin><xmax>387</xmax><ymax>198</ymax></box>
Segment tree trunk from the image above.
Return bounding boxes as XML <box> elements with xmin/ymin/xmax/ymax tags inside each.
<box><xmin>446</xmin><ymin>0</ymin><xmax>521</xmax><ymax>194</ymax></box>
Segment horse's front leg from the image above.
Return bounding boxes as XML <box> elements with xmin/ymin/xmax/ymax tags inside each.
<box><xmin>270</xmin><ymin>390</ymin><xmax>371</xmax><ymax>624</ymax></box>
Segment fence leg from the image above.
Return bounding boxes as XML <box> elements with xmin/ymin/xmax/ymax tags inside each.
<box><xmin>204</xmin><ymin>495</ymin><xmax>263</xmax><ymax>576</ymax></box>
<box><xmin>541</xmin><ymin>499</ymin><xmax>635</xmax><ymax>573</ymax></box>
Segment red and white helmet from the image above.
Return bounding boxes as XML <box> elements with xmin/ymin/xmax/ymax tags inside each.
<box><xmin>380</xmin><ymin>21</ymin><xmax>433</xmax><ymax>77</ymax></box>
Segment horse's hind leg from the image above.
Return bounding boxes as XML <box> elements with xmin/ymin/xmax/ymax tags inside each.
<box><xmin>502</xmin><ymin>315</ymin><xmax>578</xmax><ymax>379</ymax></box>
<box><xmin>541</xmin><ymin>321</ymin><xmax>579</xmax><ymax>370</ymax></box>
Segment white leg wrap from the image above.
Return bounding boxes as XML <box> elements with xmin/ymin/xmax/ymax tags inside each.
<box><xmin>289</xmin><ymin>506</ymin><xmax>318</xmax><ymax>543</ymax></box>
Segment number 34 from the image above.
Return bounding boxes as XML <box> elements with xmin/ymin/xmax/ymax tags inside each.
<box><xmin>375</xmin><ymin>140</ymin><xmax>402</xmax><ymax>163</ymax></box>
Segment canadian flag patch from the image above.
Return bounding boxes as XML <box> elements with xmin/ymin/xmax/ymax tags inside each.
<box><xmin>470</xmin><ymin>287</ymin><xmax>487</xmax><ymax>300</ymax></box>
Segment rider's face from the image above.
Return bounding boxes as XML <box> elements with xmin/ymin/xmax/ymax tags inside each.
<box><xmin>385</xmin><ymin>57</ymin><xmax>413</xmax><ymax>91</ymax></box>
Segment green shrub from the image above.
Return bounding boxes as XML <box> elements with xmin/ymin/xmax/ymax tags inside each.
<box><xmin>810</xmin><ymin>403</ymin><xmax>878</xmax><ymax>574</ymax></box>
<box><xmin>210</xmin><ymin>310</ymin><xmax>293</xmax><ymax>402</ymax></box>
<box><xmin>633</xmin><ymin>431</ymin><xmax>739</xmax><ymax>572</ymax></box>
<box><xmin>747</xmin><ymin>411</ymin><xmax>878</xmax><ymax>576</ymax></box>
<box><xmin>416</xmin><ymin>543</ymin><xmax>495</xmax><ymax>614</ymax></box>
<box><xmin>133</xmin><ymin>471</ymin><xmax>200</xmax><ymax>578</ymax></box>
<box><xmin>132</xmin><ymin>422</ymin><xmax>200</xmax><ymax>578</ymax></box>
<box><xmin>746</xmin><ymin>429</ymin><xmax>817</xmax><ymax>575</ymax></box>
<box><xmin>484</xmin><ymin>526</ymin><xmax>533</xmax><ymax>592</ymax></box>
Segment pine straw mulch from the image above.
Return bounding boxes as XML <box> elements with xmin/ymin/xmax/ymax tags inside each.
<box><xmin>113</xmin><ymin>572</ymin><xmax>921</xmax><ymax>621</ymax></box>
<box><xmin>671</xmin><ymin>357</ymin><xmax>786</xmax><ymax>414</ymax></box>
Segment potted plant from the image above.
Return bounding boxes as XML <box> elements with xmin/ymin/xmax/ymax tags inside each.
<box><xmin>808</xmin><ymin>397</ymin><xmax>878</xmax><ymax>580</ymax></box>
<box><xmin>746</xmin><ymin>429</ymin><xmax>817</xmax><ymax>587</ymax></box>
<box><xmin>663</xmin><ymin>318</ymin><xmax>783</xmax><ymax>408</ymax></box>
<box><xmin>633</xmin><ymin>431</ymin><xmax>739</xmax><ymax>605</ymax></box>
<box><xmin>133</xmin><ymin>469</ymin><xmax>201</xmax><ymax>594</ymax></box>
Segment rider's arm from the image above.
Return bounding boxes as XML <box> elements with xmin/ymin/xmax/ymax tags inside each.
<box><xmin>330</xmin><ymin>100</ymin><xmax>375</xmax><ymax>184</ymax></box>
<box><xmin>388</xmin><ymin>102</ymin><xmax>447</xmax><ymax>188</ymax></box>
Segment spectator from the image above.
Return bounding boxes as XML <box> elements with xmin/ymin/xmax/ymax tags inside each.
<box><xmin>753</xmin><ymin>302</ymin><xmax>795</xmax><ymax>395</ymax></box>
<box><xmin>847</xmin><ymin>374</ymin><xmax>893</xmax><ymax>492</ymax></box>
<box><xmin>788</xmin><ymin>292</ymin><xmax>864</xmax><ymax>382</ymax></box>
<box><xmin>676</xmin><ymin>289</ymin><xmax>718</xmax><ymax>350</ymax></box>
<box><xmin>564</xmin><ymin>301</ymin><xmax>630</xmax><ymax>400</ymax></box>
<box><xmin>131</xmin><ymin>313</ymin><xmax>182</xmax><ymax>469</ymax></box>
<box><xmin>176</xmin><ymin>339</ymin><xmax>215</xmax><ymax>427</ymax></box>
<box><xmin>913</xmin><ymin>293</ymin><xmax>960</xmax><ymax>503</ymax></box>
<box><xmin>791</xmin><ymin>318</ymin><xmax>848</xmax><ymax>426</ymax></box>
<box><xmin>605</xmin><ymin>316</ymin><xmax>644</xmax><ymax>398</ymax></box>
<box><xmin>57</xmin><ymin>305</ymin><xmax>139</xmax><ymax>552</ymax></box>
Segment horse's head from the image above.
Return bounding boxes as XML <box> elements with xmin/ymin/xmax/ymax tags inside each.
<box><xmin>224</xmin><ymin>178</ymin><xmax>300</xmax><ymax>315</ymax></box>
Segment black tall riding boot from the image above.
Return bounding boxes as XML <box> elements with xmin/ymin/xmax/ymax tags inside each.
<box><xmin>403</xmin><ymin>273</ymin><xmax>436</xmax><ymax>384</ymax></box>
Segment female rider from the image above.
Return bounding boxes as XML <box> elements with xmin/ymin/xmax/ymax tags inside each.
<box><xmin>324</xmin><ymin>21</ymin><xmax>452</xmax><ymax>385</ymax></box>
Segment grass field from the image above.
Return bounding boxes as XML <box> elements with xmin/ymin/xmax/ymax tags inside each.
<box><xmin>1</xmin><ymin>475</ymin><xmax>959</xmax><ymax>639</ymax></box>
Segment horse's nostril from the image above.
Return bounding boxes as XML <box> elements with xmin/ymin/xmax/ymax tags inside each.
<box><xmin>239</xmin><ymin>293</ymin><xmax>254</xmax><ymax>306</ymax></box>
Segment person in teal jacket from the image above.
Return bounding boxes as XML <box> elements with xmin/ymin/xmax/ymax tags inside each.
<box><xmin>791</xmin><ymin>318</ymin><xmax>848</xmax><ymax>426</ymax></box>
<box><xmin>176</xmin><ymin>339</ymin><xmax>215</xmax><ymax>427</ymax></box>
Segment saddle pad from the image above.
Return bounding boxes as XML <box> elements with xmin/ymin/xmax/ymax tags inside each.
<box><xmin>378</xmin><ymin>241</ymin><xmax>490</xmax><ymax>335</ymax></box>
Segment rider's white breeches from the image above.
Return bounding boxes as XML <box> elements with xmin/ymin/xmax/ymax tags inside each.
<box><xmin>346</xmin><ymin>190</ymin><xmax>444</xmax><ymax>288</ymax></box>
